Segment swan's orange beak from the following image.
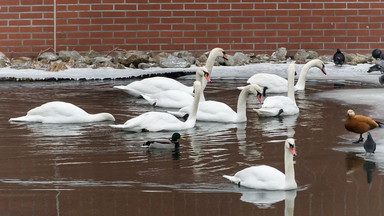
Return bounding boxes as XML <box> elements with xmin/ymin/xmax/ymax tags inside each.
<box><xmin>290</xmin><ymin>146</ymin><xmax>296</xmax><ymax>156</ymax></box>
<box><xmin>204</xmin><ymin>72</ymin><xmax>211</xmax><ymax>82</ymax></box>
<box><xmin>222</xmin><ymin>51</ymin><xmax>228</xmax><ymax>60</ymax></box>
<box><xmin>322</xmin><ymin>64</ymin><xmax>327</xmax><ymax>75</ymax></box>
<box><xmin>257</xmin><ymin>92</ymin><xmax>263</xmax><ymax>104</ymax></box>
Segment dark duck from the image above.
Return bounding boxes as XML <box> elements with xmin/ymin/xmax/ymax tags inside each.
<box><xmin>143</xmin><ymin>133</ymin><xmax>185</xmax><ymax>149</ymax></box>
<box><xmin>333</xmin><ymin>49</ymin><xmax>345</xmax><ymax>66</ymax></box>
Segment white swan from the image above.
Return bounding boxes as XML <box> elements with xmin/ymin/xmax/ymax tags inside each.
<box><xmin>9</xmin><ymin>101</ymin><xmax>115</xmax><ymax>123</ymax></box>
<box><xmin>242</xmin><ymin>59</ymin><xmax>326</xmax><ymax>93</ymax></box>
<box><xmin>223</xmin><ymin>138</ymin><xmax>297</xmax><ymax>190</ymax></box>
<box><xmin>140</xmin><ymin>67</ymin><xmax>209</xmax><ymax>108</ymax></box>
<box><xmin>113</xmin><ymin>48</ymin><xmax>227</xmax><ymax>97</ymax></box>
<box><xmin>168</xmin><ymin>84</ymin><xmax>264</xmax><ymax>123</ymax></box>
<box><xmin>254</xmin><ymin>63</ymin><xmax>299</xmax><ymax>117</ymax></box>
<box><xmin>110</xmin><ymin>81</ymin><xmax>202</xmax><ymax>132</ymax></box>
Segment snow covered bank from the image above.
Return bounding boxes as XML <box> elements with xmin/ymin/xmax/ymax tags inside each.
<box><xmin>0</xmin><ymin>62</ymin><xmax>382</xmax><ymax>86</ymax></box>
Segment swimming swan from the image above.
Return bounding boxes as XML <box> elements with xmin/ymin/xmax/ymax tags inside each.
<box><xmin>242</xmin><ymin>59</ymin><xmax>326</xmax><ymax>93</ymax></box>
<box><xmin>110</xmin><ymin>81</ymin><xmax>202</xmax><ymax>132</ymax></box>
<box><xmin>140</xmin><ymin>67</ymin><xmax>209</xmax><ymax>108</ymax></box>
<box><xmin>168</xmin><ymin>84</ymin><xmax>264</xmax><ymax>123</ymax></box>
<box><xmin>223</xmin><ymin>138</ymin><xmax>297</xmax><ymax>190</ymax></box>
<box><xmin>113</xmin><ymin>48</ymin><xmax>227</xmax><ymax>97</ymax></box>
<box><xmin>9</xmin><ymin>101</ymin><xmax>115</xmax><ymax>123</ymax></box>
<box><xmin>254</xmin><ymin>63</ymin><xmax>299</xmax><ymax>117</ymax></box>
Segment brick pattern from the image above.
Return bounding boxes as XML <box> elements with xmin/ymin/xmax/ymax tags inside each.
<box><xmin>1</xmin><ymin>0</ymin><xmax>384</xmax><ymax>57</ymax></box>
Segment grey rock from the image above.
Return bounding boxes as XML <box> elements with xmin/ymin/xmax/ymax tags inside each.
<box><xmin>252</xmin><ymin>54</ymin><xmax>270</xmax><ymax>63</ymax></box>
<box><xmin>272</xmin><ymin>47</ymin><xmax>287</xmax><ymax>61</ymax></box>
<box><xmin>10</xmin><ymin>57</ymin><xmax>32</xmax><ymax>69</ymax></box>
<box><xmin>138</xmin><ymin>62</ymin><xmax>151</xmax><ymax>69</ymax></box>
<box><xmin>173</xmin><ymin>51</ymin><xmax>196</xmax><ymax>64</ymax></box>
<box><xmin>158</xmin><ymin>55</ymin><xmax>191</xmax><ymax>68</ymax></box>
<box><xmin>87</xmin><ymin>50</ymin><xmax>99</xmax><ymax>58</ymax></box>
<box><xmin>308</xmin><ymin>50</ymin><xmax>319</xmax><ymax>59</ymax></box>
<box><xmin>294</xmin><ymin>49</ymin><xmax>309</xmax><ymax>64</ymax></box>
<box><xmin>38</xmin><ymin>52</ymin><xmax>58</xmax><ymax>61</ymax></box>
<box><xmin>319</xmin><ymin>55</ymin><xmax>333</xmax><ymax>63</ymax></box>
<box><xmin>345</xmin><ymin>53</ymin><xmax>367</xmax><ymax>65</ymax></box>
<box><xmin>59</xmin><ymin>50</ymin><xmax>81</xmax><ymax>62</ymax></box>
<box><xmin>120</xmin><ymin>53</ymin><xmax>150</xmax><ymax>68</ymax></box>
<box><xmin>232</xmin><ymin>52</ymin><xmax>250</xmax><ymax>66</ymax></box>
<box><xmin>83</xmin><ymin>56</ymin><xmax>93</xmax><ymax>65</ymax></box>
<box><xmin>0</xmin><ymin>59</ymin><xmax>7</xmax><ymax>68</ymax></box>
<box><xmin>115</xmin><ymin>63</ymin><xmax>126</xmax><ymax>69</ymax></box>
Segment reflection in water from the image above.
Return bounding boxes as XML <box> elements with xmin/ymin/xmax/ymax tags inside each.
<box><xmin>345</xmin><ymin>152</ymin><xmax>377</xmax><ymax>185</ymax></box>
<box><xmin>236</xmin><ymin>187</ymin><xmax>297</xmax><ymax>216</ymax></box>
<box><xmin>364</xmin><ymin>160</ymin><xmax>376</xmax><ymax>185</ymax></box>
<box><xmin>254</xmin><ymin>115</ymin><xmax>298</xmax><ymax>139</ymax></box>
<box><xmin>9</xmin><ymin>121</ymin><xmax>86</xmax><ymax>137</ymax></box>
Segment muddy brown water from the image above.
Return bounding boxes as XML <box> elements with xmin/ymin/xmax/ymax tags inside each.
<box><xmin>0</xmin><ymin>79</ymin><xmax>383</xmax><ymax>216</ymax></box>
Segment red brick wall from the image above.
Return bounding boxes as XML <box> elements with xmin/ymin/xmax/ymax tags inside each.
<box><xmin>1</xmin><ymin>0</ymin><xmax>384</xmax><ymax>57</ymax></box>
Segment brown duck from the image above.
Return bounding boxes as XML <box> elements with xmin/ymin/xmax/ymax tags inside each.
<box><xmin>345</xmin><ymin>109</ymin><xmax>383</xmax><ymax>143</ymax></box>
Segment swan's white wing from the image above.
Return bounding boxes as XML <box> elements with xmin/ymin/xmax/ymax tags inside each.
<box><xmin>247</xmin><ymin>74</ymin><xmax>288</xmax><ymax>93</ymax></box>
<box><xmin>141</xmin><ymin>90</ymin><xmax>194</xmax><ymax>108</ymax></box>
<box><xmin>9</xmin><ymin>101</ymin><xmax>108</xmax><ymax>123</ymax></box>
<box><xmin>111</xmin><ymin>112</ymin><xmax>188</xmax><ymax>132</ymax></box>
<box><xmin>254</xmin><ymin>96</ymin><xmax>299</xmax><ymax>117</ymax></box>
<box><xmin>234</xmin><ymin>165</ymin><xmax>285</xmax><ymax>190</ymax></box>
<box><xmin>113</xmin><ymin>77</ymin><xmax>193</xmax><ymax>97</ymax></box>
<box><xmin>195</xmin><ymin>101</ymin><xmax>237</xmax><ymax>122</ymax></box>
<box><xmin>169</xmin><ymin>101</ymin><xmax>237</xmax><ymax>122</ymax></box>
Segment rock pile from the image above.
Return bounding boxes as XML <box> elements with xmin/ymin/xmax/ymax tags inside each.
<box><xmin>0</xmin><ymin>47</ymin><xmax>376</xmax><ymax>72</ymax></box>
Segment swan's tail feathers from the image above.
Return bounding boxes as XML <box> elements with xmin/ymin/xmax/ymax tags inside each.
<box><xmin>141</xmin><ymin>94</ymin><xmax>157</xmax><ymax>106</ymax></box>
<box><xmin>237</xmin><ymin>86</ymin><xmax>246</xmax><ymax>91</ymax></box>
<box><xmin>223</xmin><ymin>175</ymin><xmax>241</xmax><ymax>185</ymax></box>
<box><xmin>376</xmin><ymin>121</ymin><xmax>383</xmax><ymax>128</ymax></box>
<box><xmin>254</xmin><ymin>108</ymin><xmax>281</xmax><ymax>117</ymax></box>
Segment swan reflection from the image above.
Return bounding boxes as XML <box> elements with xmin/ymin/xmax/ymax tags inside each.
<box><xmin>253</xmin><ymin>114</ymin><xmax>298</xmax><ymax>138</ymax></box>
<box><xmin>237</xmin><ymin>187</ymin><xmax>297</xmax><ymax>215</ymax></box>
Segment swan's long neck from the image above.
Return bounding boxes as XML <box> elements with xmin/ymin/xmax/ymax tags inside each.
<box><xmin>287</xmin><ymin>67</ymin><xmax>296</xmax><ymax>104</ymax></box>
<box><xmin>185</xmin><ymin>82</ymin><xmax>201</xmax><ymax>126</ymax></box>
<box><xmin>201</xmin><ymin>51</ymin><xmax>218</xmax><ymax>92</ymax></box>
<box><xmin>284</xmin><ymin>145</ymin><xmax>296</xmax><ymax>189</ymax></box>
<box><xmin>295</xmin><ymin>60</ymin><xmax>315</xmax><ymax>90</ymax></box>
<box><xmin>195</xmin><ymin>72</ymin><xmax>206</xmax><ymax>101</ymax></box>
<box><xmin>205</xmin><ymin>51</ymin><xmax>217</xmax><ymax>73</ymax></box>
<box><xmin>236</xmin><ymin>86</ymin><xmax>250</xmax><ymax>122</ymax></box>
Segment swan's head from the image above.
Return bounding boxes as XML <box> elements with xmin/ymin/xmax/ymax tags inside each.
<box><xmin>347</xmin><ymin>109</ymin><xmax>355</xmax><ymax>118</ymax></box>
<box><xmin>248</xmin><ymin>84</ymin><xmax>264</xmax><ymax>104</ymax></box>
<box><xmin>196</xmin><ymin>66</ymin><xmax>211</xmax><ymax>82</ymax></box>
<box><xmin>310</xmin><ymin>59</ymin><xmax>327</xmax><ymax>75</ymax></box>
<box><xmin>171</xmin><ymin>132</ymin><xmax>185</xmax><ymax>141</ymax></box>
<box><xmin>211</xmin><ymin>48</ymin><xmax>228</xmax><ymax>60</ymax></box>
<box><xmin>286</xmin><ymin>138</ymin><xmax>296</xmax><ymax>156</ymax></box>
